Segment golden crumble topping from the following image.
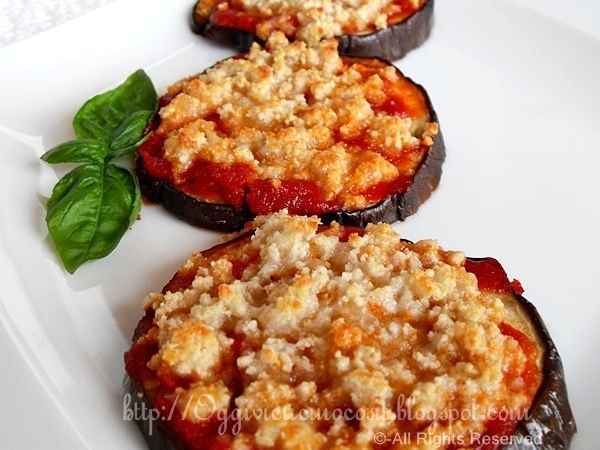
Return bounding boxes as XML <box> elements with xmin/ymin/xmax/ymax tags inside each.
<box><xmin>153</xmin><ymin>33</ymin><xmax>437</xmax><ymax>210</ymax></box>
<box><xmin>129</xmin><ymin>212</ymin><xmax>541</xmax><ymax>449</ymax></box>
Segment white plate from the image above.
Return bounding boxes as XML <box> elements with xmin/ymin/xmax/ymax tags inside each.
<box><xmin>0</xmin><ymin>0</ymin><xmax>598</xmax><ymax>448</ymax></box>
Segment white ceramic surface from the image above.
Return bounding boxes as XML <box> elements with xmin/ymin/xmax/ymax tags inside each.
<box><xmin>0</xmin><ymin>0</ymin><xmax>598</xmax><ymax>448</ymax></box>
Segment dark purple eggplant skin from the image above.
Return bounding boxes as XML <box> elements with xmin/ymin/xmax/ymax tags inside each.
<box><xmin>136</xmin><ymin>157</ymin><xmax>252</xmax><ymax>232</ymax></box>
<box><xmin>123</xmin><ymin>377</ymin><xmax>182</xmax><ymax>450</ymax></box>
<box><xmin>504</xmin><ymin>296</ymin><xmax>577</xmax><ymax>450</ymax></box>
<box><xmin>123</xmin><ymin>257</ymin><xmax>576</xmax><ymax>450</ymax></box>
<box><xmin>190</xmin><ymin>0</ymin><xmax>434</xmax><ymax>61</ymax></box>
<box><xmin>337</xmin><ymin>0</ymin><xmax>434</xmax><ymax>61</ymax></box>
<box><xmin>136</xmin><ymin>62</ymin><xmax>445</xmax><ymax>231</ymax></box>
<box><xmin>465</xmin><ymin>258</ymin><xmax>577</xmax><ymax>450</ymax></box>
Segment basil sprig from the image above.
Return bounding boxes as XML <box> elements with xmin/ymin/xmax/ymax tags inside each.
<box><xmin>41</xmin><ymin>70</ymin><xmax>157</xmax><ymax>273</ymax></box>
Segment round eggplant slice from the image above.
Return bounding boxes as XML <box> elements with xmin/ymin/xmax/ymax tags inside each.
<box><xmin>137</xmin><ymin>41</ymin><xmax>445</xmax><ymax>232</ymax></box>
<box><xmin>136</xmin><ymin>129</ymin><xmax>444</xmax><ymax>231</ymax></box>
<box><xmin>123</xmin><ymin>229</ymin><xmax>576</xmax><ymax>450</ymax></box>
<box><xmin>191</xmin><ymin>0</ymin><xmax>434</xmax><ymax>61</ymax></box>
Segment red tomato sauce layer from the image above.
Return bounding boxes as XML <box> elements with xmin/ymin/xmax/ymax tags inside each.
<box><xmin>182</xmin><ymin>160</ymin><xmax>255</xmax><ymax>208</ymax></box>
<box><xmin>464</xmin><ymin>258</ymin><xmax>525</xmax><ymax>296</ymax></box>
<box><xmin>246</xmin><ymin>179</ymin><xmax>337</xmax><ymax>215</ymax></box>
<box><xmin>211</xmin><ymin>8</ymin><xmax>259</xmax><ymax>32</ymax></box>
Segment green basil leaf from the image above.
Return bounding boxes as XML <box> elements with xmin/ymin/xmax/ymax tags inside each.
<box><xmin>73</xmin><ymin>70</ymin><xmax>157</xmax><ymax>143</ymax></box>
<box><xmin>46</xmin><ymin>163</ymin><xmax>140</xmax><ymax>273</ymax></box>
<box><xmin>42</xmin><ymin>68</ymin><xmax>154</xmax><ymax>272</ymax></box>
<box><xmin>128</xmin><ymin>168</ymin><xmax>142</xmax><ymax>226</ymax></box>
<box><xmin>41</xmin><ymin>139</ymin><xmax>108</xmax><ymax>164</ymax></box>
<box><xmin>109</xmin><ymin>110</ymin><xmax>155</xmax><ymax>158</ymax></box>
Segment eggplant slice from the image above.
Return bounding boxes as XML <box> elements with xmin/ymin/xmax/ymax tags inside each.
<box><xmin>137</xmin><ymin>49</ymin><xmax>445</xmax><ymax>232</ymax></box>
<box><xmin>137</xmin><ymin>128</ymin><xmax>444</xmax><ymax>231</ymax></box>
<box><xmin>124</xmin><ymin>233</ymin><xmax>575</xmax><ymax>450</ymax></box>
<box><xmin>191</xmin><ymin>0</ymin><xmax>434</xmax><ymax>61</ymax></box>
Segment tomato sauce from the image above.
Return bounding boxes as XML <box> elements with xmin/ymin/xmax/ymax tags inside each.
<box><xmin>205</xmin><ymin>112</ymin><xmax>229</xmax><ymax>135</ymax></box>
<box><xmin>499</xmin><ymin>322</ymin><xmax>540</xmax><ymax>394</ymax></box>
<box><xmin>374</xmin><ymin>97</ymin><xmax>411</xmax><ymax>117</ymax></box>
<box><xmin>138</xmin><ymin>133</ymin><xmax>172</xmax><ymax>181</ymax></box>
<box><xmin>133</xmin><ymin>310</ymin><xmax>156</xmax><ymax>340</ymax></box>
<box><xmin>230</xmin><ymin>260</ymin><xmax>248</xmax><ymax>280</ymax></box>
<box><xmin>246</xmin><ymin>179</ymin><xmax>337</xmax><ymax>215</ymax></box>
<box><xmin>338</xmin><ymin>226</ymin><xmax>365</xmax><ymax>242</ymax></box>
<box><xmin>211</xmin><ymin>8</ymin><xmax>258</xmax><ymax>32</ymax></box>
<box><xmin>230</xmin><ymin>251</ymin><xmax>258</xmax><ymax>280</ymax></box>
<box><xmin>124</xmin><ymin>337</ymin><xmax>158</xmax><ymax>385</ymax></box>
<box><xmin>156</xmin><ymin>365</ymin><xmax>190</xmax><ymax>391</ymax></box>
<box><xmin>181</xmin><ymin>160</ymin><xmax>255</xmax><ymax>208</ymax></box>
<box><xmin>510</xmin><ymin>279</ymin><xmax>524</xmax><ymax>295</ymax></box>
<box><xmin>362</xmin><ymin>176</ymin><xmax>413</xmax><ymax>203</ymax></box>
<box><xmin>139</xmin><ymin>132</ymin><xmax>375</xmax><ymax>214</ymax></box>
<box><xmin>388</xmin><ymin>0</ymin><xmax>420</xmax><ymax>22</ymax></box>
<box><xmin>208</xmin><ymin>438</ymin><xmax>234</xmax><ymax>450</ymax></box>
<box><xmin>464</xmin><ymin>258</ymin><xmax>516</xmax><ymax>295</ymax></box>
<box><xmin>334</xmin><ymin>129</ymin><xmax>371</xmax><ymax>150</ymax></box>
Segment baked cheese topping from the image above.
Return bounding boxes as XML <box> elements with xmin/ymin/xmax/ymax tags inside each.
<box><xmin>197</xmin><ymin>0</ymin><xmax>427</xmax><ymax>45</ymax></box>
<box><xmin>132</xmin><ymin>212</ymin><xmax>538</xmax><ymax>449</ymax></box>
<box><xmin>154</xmin><ymin>33</ymin><xmax>438</xmax><ymax>210</ymax></box>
